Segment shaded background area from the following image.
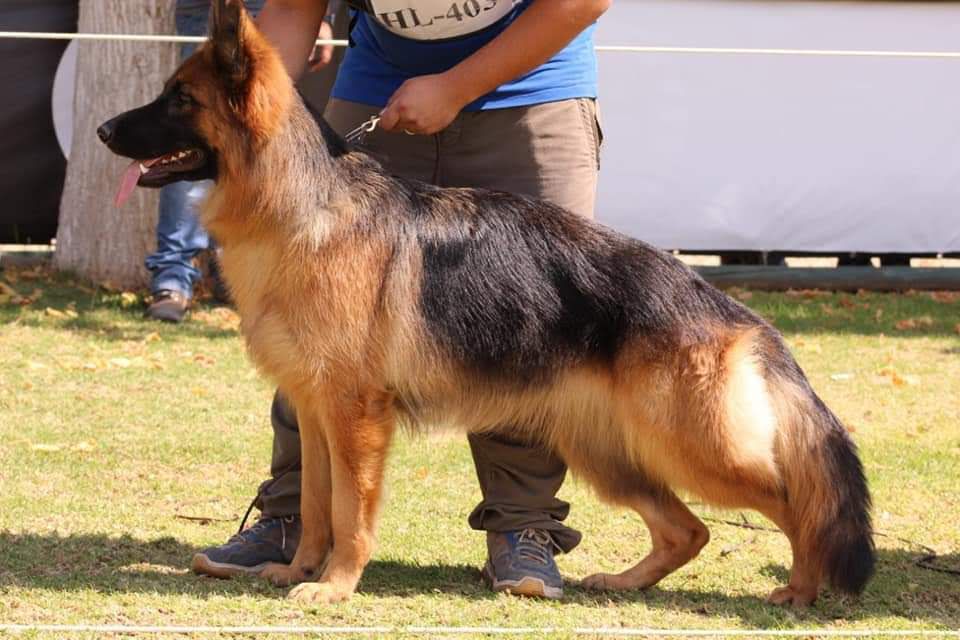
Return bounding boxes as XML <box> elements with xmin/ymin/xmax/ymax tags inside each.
<box><xmin>0</xmin><ymin>0</ymin><xmax>346</xmax><ymax>245</ymax></box>
<box><xmin>0</xmin><ymin>0</ymin><xmax>77</xmax><ymax>244</ymax></box>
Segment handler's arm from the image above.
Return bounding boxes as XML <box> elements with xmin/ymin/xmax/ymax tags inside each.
<box><xmin>256</xmin><ymin>0</ymin><xmax>329</xmax><ymax>81</ymax></box>
<box><xmin>380</xmin><ymin>0</ymin><xmax>612</xmax><ymax>134</ymax></box>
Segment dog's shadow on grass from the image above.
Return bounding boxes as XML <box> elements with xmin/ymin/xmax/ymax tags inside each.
<box><xmin>0</xmin><ymin>531</ymin><xmax>488</xmax><ymax>602</ymax></box>
<box><xmin>2</xmin><ymin>532</ymin><xmax>958</xmax><ymax>627</ymax></box>
<box><xmin>562</xmin><ymin>547</ymin><xmax>960</xmax><ymax>627</ymax></box>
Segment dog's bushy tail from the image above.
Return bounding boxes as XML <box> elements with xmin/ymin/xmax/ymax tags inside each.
<box><xmin>768</xmin><ymin>343</ymin><xmax>875</xmax><ymax>594</ymax></box>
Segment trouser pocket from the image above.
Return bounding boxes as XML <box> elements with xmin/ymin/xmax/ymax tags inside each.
<box><xmin>577</xmin><ymin>98</ymin><xmax>604</xmax><ymax>170</ymax></box>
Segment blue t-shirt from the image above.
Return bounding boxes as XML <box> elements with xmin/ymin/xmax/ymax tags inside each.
<box><xmin>331</xmin><ymin>2</ymin><xmax>598</xmax><ymax>111</ymax></box>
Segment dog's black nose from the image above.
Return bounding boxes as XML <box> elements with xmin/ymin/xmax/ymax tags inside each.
<box><xmin>96</xmin><ymin>121</ymin><xmax>114</xmax><ymax>144</ymax></box>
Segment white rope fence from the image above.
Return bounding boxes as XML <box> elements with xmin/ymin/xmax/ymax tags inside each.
<box><xmin>3</xmin><ymin>31</ymin><xmax>960</xmax><ymax>58</ymax></box>
<box><xmin>0</xmin><ymin>31</ymin><xmax>347</xmax><ymax>46</ymax></box>
<box><xmin>1</xmin><ymin>625</ymin><xmax>959</xmax><ymax>636</ymax></box>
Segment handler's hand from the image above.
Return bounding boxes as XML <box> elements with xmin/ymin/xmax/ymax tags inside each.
<box><xmin>379</xmin><ymin>74</ymin><xmax>468</xmax><ymax>135</ymax></box>
<box><xmin>307</xmin><ymin>21</ymin><xmax>336</xmax><ymax>71</ymax></box>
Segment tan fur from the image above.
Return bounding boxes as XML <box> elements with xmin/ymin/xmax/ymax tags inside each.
<box><xmin>168</xmin><ymin>3</ymin><xmax>851</xmax><ymax>607</ymax></box>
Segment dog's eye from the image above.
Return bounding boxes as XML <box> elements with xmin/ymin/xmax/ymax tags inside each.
<box><xmin>176</xmin><ymin>92</ymin><xmax>195</xmax><ymax>108</ymax></box>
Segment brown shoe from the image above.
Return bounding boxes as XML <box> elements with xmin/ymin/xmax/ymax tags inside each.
<box><xmin>145</xmin><ymin>289</ymin><xmax>189</xmax><ymax>323</ymax></box>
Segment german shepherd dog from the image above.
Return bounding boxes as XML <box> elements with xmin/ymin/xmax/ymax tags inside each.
<box><xmin>98</xmin><ymin>0</ymin><xmax>874</xmax><ymax>607</ymax></box>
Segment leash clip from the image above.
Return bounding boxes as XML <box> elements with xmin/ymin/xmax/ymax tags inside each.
<box><xmin>344</xmin><ymin>115</ymin><xmax>381</xmax><ymax>145</ymax></box>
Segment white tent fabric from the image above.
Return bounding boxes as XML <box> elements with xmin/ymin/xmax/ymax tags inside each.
<box><xmin>594</xmin><ymin>0</ymin><xmax>960</xmax><ymax>252</ymax></box>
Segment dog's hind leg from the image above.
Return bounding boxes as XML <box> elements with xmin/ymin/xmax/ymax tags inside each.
<box><xmin>285</xmin><ymin>387</ymin><xmax>396</xmax><ymax>604</ymax></box>
<box><xmin>582</xmin><ymin>489</ymin><xmax>709</xmax><ymax>592</ymax></box>
<box><xmin>750</xmin><ymin>497</ymin><xmax>820</xmax><ymax>608</ymax></box>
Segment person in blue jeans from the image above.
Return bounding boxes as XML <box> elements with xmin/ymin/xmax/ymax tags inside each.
<box><xmin>145</xmin><ymin>0</ymin><xmax>336</xmax><ymax>321</ymax></box>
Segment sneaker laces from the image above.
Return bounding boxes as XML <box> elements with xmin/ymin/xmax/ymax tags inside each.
<box><xmin>153</xmin><ymin>289</ymin><xmax>185</xmax><ymax>303</ymax></box>
<box><xmin>228</xmin><ymin>517</ymin><xmax>274</xmax><ymax>544</ymax></box>
<box><xmin>229</xmin><ymin>515</ymin><xmax>296</xmax><ymax>551</ymax></box>
<box><xmin>515</xmin><ymin>528</ymin><xmax>558</xmax><ymax>566</ymax></box>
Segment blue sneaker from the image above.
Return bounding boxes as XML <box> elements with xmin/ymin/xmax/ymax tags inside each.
<box><xmin>191</xmin><ymin>516</ymin><xmax>300</xmax><ymax>578</ymax></box>
<box><xmin>482</xmin><ymin>528</ymin><xmax>563</xmax><ymax>599</ymax></box>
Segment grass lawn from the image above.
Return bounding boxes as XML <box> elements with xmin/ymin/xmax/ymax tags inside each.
<box><xmin>1</xmin><ymin>266</ymin><xmax>959</xmax><ymax>636</ymax></box>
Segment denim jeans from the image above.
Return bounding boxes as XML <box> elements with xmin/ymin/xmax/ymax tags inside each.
<box><xmin>145</xmin><ymin>0</ymin><xmax>265</xmax><ymax>296</ymax></box>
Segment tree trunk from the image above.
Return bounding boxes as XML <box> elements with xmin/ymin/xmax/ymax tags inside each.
<box><xmin>56</xmin><ymin>1</ymin><xmax>177</xmax><ymax>289</ymax></box>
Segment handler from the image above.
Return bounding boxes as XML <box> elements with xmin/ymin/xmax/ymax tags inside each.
<box><xmin>192</xmin><ymin>0</ymin><xmax>609</xmax><ymax>599</ymax></box>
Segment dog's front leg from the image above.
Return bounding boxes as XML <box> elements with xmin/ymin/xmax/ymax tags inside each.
<box><xmin>261</xmin><ymin>399</ymin><xmax>333</xmax><ymax>588</ymax></box>
<box><xmin>288</xmin><ymin>388</ymin><xmax>395</xmax><ymax>604</ymax></box>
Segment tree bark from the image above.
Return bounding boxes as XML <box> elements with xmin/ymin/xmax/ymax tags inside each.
<box><xmin>56</xmin><ymin>1</ymin><xmax>177</xmax><ymax>289</ymax></box>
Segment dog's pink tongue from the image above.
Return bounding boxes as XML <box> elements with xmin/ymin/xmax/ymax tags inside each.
<box><xmin>114</xmin><ymin>161</ymin><xmax>143</xmax><ymax>208</ymax></box>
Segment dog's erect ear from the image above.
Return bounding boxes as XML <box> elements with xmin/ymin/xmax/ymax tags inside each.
<box><xmin>210</xmin><ymin>0</ymin><xmax>250</xmax><ymax>93</ymax></box>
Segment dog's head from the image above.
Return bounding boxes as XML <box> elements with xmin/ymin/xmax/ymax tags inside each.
<box><xmin>99</xmin><ymin>0</ymin><xmax>293</xmax><ymax>206</ymax></box>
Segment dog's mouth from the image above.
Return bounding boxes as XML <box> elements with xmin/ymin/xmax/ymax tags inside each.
<box><xmin>114</xmin><ymin>148</ymin><xmax>208</xmax><ymax>207</ymax></box>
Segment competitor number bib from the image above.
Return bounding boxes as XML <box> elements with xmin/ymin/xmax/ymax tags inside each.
<box><xmin>366</xmin><ymin>0</ymin><xmax>520</xmax><ymax>41</ymax></box>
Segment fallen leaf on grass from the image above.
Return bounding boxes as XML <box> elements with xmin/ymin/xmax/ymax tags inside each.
<box><xmin>930</xmin><ymin>291</ymin><xmax>960</xmax><ymax>304</ymax></box>
<box><xmin>31</xmin><ymin>441</ymin><xmax>95</xmax><ymax>454</ymax></box>
<box><xmin>786</xmin><ymin>289</ymin><xmax>830</xmax><ymax>299</ymax></box>
<box><xmin>144</xmin><ymin>331</ymin><xmax>162</xmax><ymax>343</ymax></box>
<box><xmin>193</xmin><ymin>353</ymin><xmax>217</xmax><ymax>367</ymax></box>
<box><xmin>31</xmin><ymin>443</ymin><xmax>63</xmax><ymax>452</ymax></box>
<box><xmin>26</xmin><ymin>361</ymin><xmax>47</xmax><ymax>370</ymax></box>
<box><xmin>876</xmin><ymin>367</ymin><xmax>920</xmax><ymax>387</ymax></box>
<box><xmin>192</xmin><ymin>308</ymin><xmax>242</xmax><ymax>332</ymax></box>
<box><xmin>10</xmin><ymin>288</ymin><xmax>44</xmax><ymax>306</ymax></box>
<box><xmin>18</xmin><ymin>266</ymin><xmax>46</xmax><ymax>280</ymax></box>
<box><xmin>118</xmin><ymin>563</ymin><xmax>188</xmax><ymax>576</ymax></box>
<box><xmin>44</xmin><ymin>307</ymin><xmax>67</xmax><ymax>319</ymax></box>
<box><xmin>830</xmin><ymin>373</ymin><xmax>853</xmax><ymax>381</ymax></box>
<box><xmin>895</xmin><ymin>316</ymin><xmax>934</xmax><ymax>331</ymax></box>
<box><xmin>120</xmin><ymin>292</ymin><xmax>140</xmax><ymax>308</ymax></box>
<box><xmin>109</xmin><ymin>357</ymin><xmax>132</xmax><ymax>368</ymax></box>
<box><xmin>174</xmin><ymin>514</ymin><xmax>235</xmax><ymax>525</ymax></box>
<box><xmin>899</xmin><ymin>375</ymin><xmax>921</xmax><ymax>387</ymax></box>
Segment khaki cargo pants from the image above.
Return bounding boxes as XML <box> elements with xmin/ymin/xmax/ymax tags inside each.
<box><xmin>254</xmin><ymin>97</ymin><xmax>603</xmax><ymax>554</ymax></box>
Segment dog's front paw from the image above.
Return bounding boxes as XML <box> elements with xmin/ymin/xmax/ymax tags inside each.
<box><xmin>261</xmin><ymin>562</ymin><xmax>302</xmax><ymax>587</ymax></box>
<box><xmin>288</xmin><ymin>581</ymin><xmax>353</xmax><ymax>604</ymax></box>
<box><xmin>582</xmin><ymin>570</ymin><xmax>658</xmax><ymax>591</ymax></box>
<box><xmin>582</xmin><ymin>572</ymin><xmax>625</xmax><ymax>591</ymax></box>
